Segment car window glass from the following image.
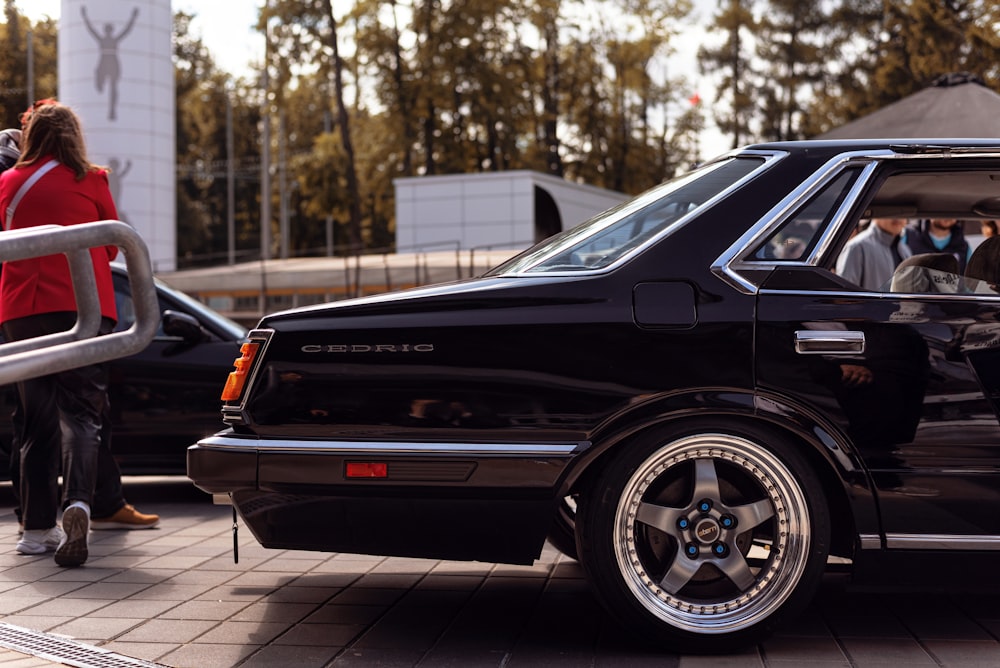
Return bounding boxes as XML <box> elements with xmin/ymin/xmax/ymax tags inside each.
<box><xmin>489</xmin><ymin>156</ymin><xmax>767</xmax><ymax>274</ymax></box>
<box><xmin>752</xmin><ymin>167</ymin><xmax>862</xmax><ymax>261</ymax></box>
<box><xmin>883</xmin><ymin>248</ymin><xmax>964</xmax><ymax>294</ymax></box>
<box><xmin>111</xmin><ymin>268</ymin><xmax>247</xmax><ymax>340</ymax></box>
<box><xmin>153</xmin><ymin>274</ymin><xmax>247</xmax><ymax>339</ymax></box>
<box><xmin>113</xmin><ymin>281</ymin><xmax>166</xmax><ymax>337</ymax></box>
<box><xmin>853</xmin><ymin>165</ymin><xmax>1000</xmax><ymax>295</ymax></box>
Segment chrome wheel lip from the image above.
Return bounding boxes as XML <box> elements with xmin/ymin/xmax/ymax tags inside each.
<box><xmin>613</xmin><ymin>433</ymin><xmax>811</xmax><ymax>635</ymax></box>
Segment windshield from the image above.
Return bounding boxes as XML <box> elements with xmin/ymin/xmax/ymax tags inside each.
<box><xmin>488</xmin><ymin>156</ymin><xmax>768</xmax><ymax>275</ymax></box>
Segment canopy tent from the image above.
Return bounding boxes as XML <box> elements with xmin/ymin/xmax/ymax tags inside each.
<box><xmin>815</xmin><ymin>73</ymin><xmax>1000</xmax><ymax>139</ymax></box>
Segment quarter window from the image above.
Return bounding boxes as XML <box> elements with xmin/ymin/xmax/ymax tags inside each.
<box><xmin>753</xmin><ymin>167</ymin><xmax>863</xmax><ymax>262</ymax></box>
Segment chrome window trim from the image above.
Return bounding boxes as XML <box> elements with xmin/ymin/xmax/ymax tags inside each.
<box><xmin>712</xmin><ymin>149</ymin><xmax>894</xmax><ymax>294</ymax></box>
<box><xmin>494</xmin><ymin>150</ymin><xmax>788</xmax><ymax>277</ymax></box>
<box><xmin>714</xmin><ymin>146</ymin><xmax>1000</xmax><ymax>295</ymax></box>
<box><xmin>802</xmin><ymin>160</ymin><xmax>881</xmax><ymax>265</ymax></box>
<box><xmin>757</xmin><ymin>287</ymin><xmax>1000</xmax><ymax>302</ymax></box>
<box><xmin>197</xmin><ymin>434</ymin><xmax>585</xmax><ymax>457</ymax></box>
<box><xmin>878</xmin><ymin>534</ymin><xmax>1000</xmax><ymax>551</ymax></box>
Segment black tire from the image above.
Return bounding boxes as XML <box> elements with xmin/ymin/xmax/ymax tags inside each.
<box><xmin>546</xmin><ymin>494</ymin><xmax>579</xmax><ymax>560</ymax></box>
<box><xmin>577</xmin><ymin>421</ymin><xmax>830</xmax><ymax>653</ymax></box>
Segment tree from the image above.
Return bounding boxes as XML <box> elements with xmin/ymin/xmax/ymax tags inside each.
<box><xmin>806</xmin><ymin>0</ymin><xmax>1000</xmax><ymax>134</ymax></box>
<box><xmin>525</xmin><ymin>0</ymin><xmax>565</xmax><ymax>177</ymax></box>
<box><xmin>698</xmin><ymin>0</ymin><xmax>758</xmax><ymax>149</ymax></box>
<box><xmin>261</xmin><ymin>0</ymin><xmax>364</xmax><ymax>275</ymax></box>
<box><xmin>0</xmin><ymin>3</ymin><xmax>57</xmax><ymax>128</ymax></box>
<box><xmin>753</xmin><ymin>0</ymin><xmax>830</xmax><ymax>141</ymax></box>
<box><xmin>174</xmin><ymin>11</ymin><xmax>261</xmax><ymax>266</ymax></box>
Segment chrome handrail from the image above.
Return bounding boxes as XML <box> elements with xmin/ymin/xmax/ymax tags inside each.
<box><xmin>0</xmin><ymin>220</ymin><xmax>159</xmax><ymax>385</ymax></box>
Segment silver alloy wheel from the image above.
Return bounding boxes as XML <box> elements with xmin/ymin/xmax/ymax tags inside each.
<box><xmin>613</xmin><ymin>433</ymin><xmax>811</xmax><ymax>634</ymax></box>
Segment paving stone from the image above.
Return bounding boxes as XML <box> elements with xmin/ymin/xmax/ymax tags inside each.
<box><xmin>7</xmin><ymin>485</ymin><xmax>1000</xmax><ymax>668</ymax></box>
<box><xmin>158</xmin><ymin>599</ymin><xmax>251</xmax><ymax>621</ymax></box>
<box><xmin>115</xmin><ymin>618</ymin><xmax>220</xmax><ymax>644</ymax></box>
<box><xmin>240</xmin><ymin>644</ymin><xmax>343</xmax><ymax>668</ymax></box>
<box><xmin>193</xmin><ymin>620</ymin><xmax>290</xmax><ymax>645</ymax></box>
<box><xmin>159</xmin><ymin>641</ymin><xmax>258</xmax><ymax>668</ymax></box>
<box><xmin>47</xmin><ymin>615</ymin><xmax>143</xmax><ymax>642</ymax></box>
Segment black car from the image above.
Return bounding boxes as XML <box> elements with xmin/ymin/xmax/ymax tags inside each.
<box><xmin>188</xmin><ymin>139</ymin><xmax>1000</xmax><ymax>651</ymax></box>
<box><xmin>1</xmin><ymin>265</ymin><xmax>247</xmax><ymax>476</ymax></box>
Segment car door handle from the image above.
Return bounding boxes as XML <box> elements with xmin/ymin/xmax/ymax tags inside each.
<box><xmin>794</xmin><ymin>330</ymin><xmax>865</xmax><ymax>355</ymax></box>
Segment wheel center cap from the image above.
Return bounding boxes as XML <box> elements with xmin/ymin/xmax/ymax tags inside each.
<box><xmin>694</xmin><ymin>518</ymin><xmax>720</xmax><ymax>544</ymax></box>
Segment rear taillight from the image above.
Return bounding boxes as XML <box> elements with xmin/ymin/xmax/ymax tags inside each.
<box><xmin>221</xmin><ymin>341</ymin><xmax>260</xmax><ymax>401</ymax></box>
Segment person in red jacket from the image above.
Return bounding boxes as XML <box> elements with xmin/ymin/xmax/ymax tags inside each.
<box><xmin>2</xmin><ymin>102</ymin><xmax>160</xmax><ymax>550</ymax></box>
<box><xmin>0</xmin><ymin>101</ymin><xmax>153</xmax><ymax>566</ymax></box>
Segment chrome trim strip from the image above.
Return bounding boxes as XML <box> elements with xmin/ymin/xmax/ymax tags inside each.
<box><xmin>713</xmin><ymin>150</ymin><xmax>891</xmax><ymax>294</ymax></box>
<box><xmin>759</xmin><ymin>287</ymin><xmax>1000</xmax><ymax>301</ymax></box>
<box><xmin>805</xmin><ymin>160</ymin><xmax>881</xmax><ymax>264</ymax></box>
<box><xmin>858</xmin><ymin>534</ymin><xmax>881</xmax><ymax>550</ymax></box>
<box><xmin>504</xmin><ymin>150</ymin><xmax>787</xmax><ymax>277</ymax></box>
<box><xmin>223</xmin><ymin>328</ymin><xmax>274</xmax><ymax>423</ymax></box>
<box><xmin>197</xmin><ymin>434</ymin><xmax>584</xmax><ymax>456</ymax></box>
<box><xmin>794</xmin><ymin>330</ymin><xmax>865</xmax><ymax>355</ymax></box>
<box><xmin>885</xmin><ymin>534</ymin><xmax>1000</xmax><ymax>550</ymax></box>
<box><xmin>715</xmin><ymin>146</ymin><xmax>1000</xmax><ymax>295</ymax></box>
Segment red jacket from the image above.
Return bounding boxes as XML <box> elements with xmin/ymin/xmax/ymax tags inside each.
<box><xmin>0</xmin><ymin>159</ymin><xmax>119</xmax><ymax>325</ymax></box>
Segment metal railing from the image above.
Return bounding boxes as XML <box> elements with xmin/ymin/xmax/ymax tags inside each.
<box><xmin>0</xmin><ymin>220</ymin><xmax>159</xmax><ymax>385</ymax></box>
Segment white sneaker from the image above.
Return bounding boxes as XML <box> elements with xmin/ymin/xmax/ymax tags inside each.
<box><xmin>16</xmin><ymin>526</ymin><xmax>66</xmax><ymax>555</ymax></box>
<box><xmin>55</xmin><ymin>505</ymin><xmax>90</xmax><ymax>567</ymax></box>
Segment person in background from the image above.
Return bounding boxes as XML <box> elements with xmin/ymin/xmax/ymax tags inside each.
<box><xmin>0</xmin><ymin>128</ymin><xmax>20</xmax><ymax>171</ymax></box>
<box><xmin>0</xmin><ymin>101</ymin><xmax>155</xmax><ymax>567</ymax></box>
<box><xmin>1</xmin><ymin>103</ymin><xmax>159</xmax><ymax>540</ymax></box>
<box><xmin>981</xmin><ymin>220</ymin><xmax>997</xmax><ymax>239</ymax></box>
<box><xmin>903</xmin><ymin>218</ymin><xmax>971</xmax><ymax>274</ymax></box>
<box><xmin>836</xmin><ymin>218</ymin><xmax>912</xmax><ymax>291</ymax></box>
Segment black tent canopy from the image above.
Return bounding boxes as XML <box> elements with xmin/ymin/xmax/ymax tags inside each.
<box><xmin>815</xmin><ymin>73</ymin><xmax>1000</xmax><ymax>140</ymax></box>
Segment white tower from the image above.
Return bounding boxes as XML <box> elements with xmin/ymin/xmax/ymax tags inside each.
<box><xmin>58</xmin><ymin>0</ymin><xmax>176</xmax><ymax>271</ymax></box>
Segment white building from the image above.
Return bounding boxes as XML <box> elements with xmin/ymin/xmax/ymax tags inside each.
<box><xmin>394</xmin><ymin>170</ymin><xmax>628</xmax><ymax>252</ymax></box>
<box><xmin>58</xmin><ymin>0</ymin><xmax>176</xmax><ymax>271</ymax></box>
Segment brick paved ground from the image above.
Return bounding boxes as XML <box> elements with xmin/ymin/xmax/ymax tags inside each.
<box><xmin>2</xmin><ymin>479</ymin><xmax>1000</xmax><ymax>667</ymax></box>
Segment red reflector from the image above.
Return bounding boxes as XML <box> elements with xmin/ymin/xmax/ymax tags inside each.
<box><xmin>346</xmin><ymin>462</ymin><xmax>388</xmax><ymax>478</ymax></box>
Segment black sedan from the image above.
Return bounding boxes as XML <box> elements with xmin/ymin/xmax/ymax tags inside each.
<box><xmin>188</xmin><ymin>139</ymin><xmax>1000</xmax><ymax>651</ymax></box>
<box><xmin>1</xmin><ymin>265</ymin><xmax>247</xmax><ymax>476</ymax></box>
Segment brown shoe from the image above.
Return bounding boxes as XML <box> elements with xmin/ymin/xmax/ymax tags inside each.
<box><xmin>90</xmin><ymin>504</ymin><xmax>160</xmax><ymax>530</ymax></box>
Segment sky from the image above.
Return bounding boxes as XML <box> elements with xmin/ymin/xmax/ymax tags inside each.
<box><xmin>22</xmin><ymin>0</ymin><xmax>729</xmax><ymax>160</ymax></box>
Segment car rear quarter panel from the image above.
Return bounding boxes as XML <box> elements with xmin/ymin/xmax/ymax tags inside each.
<box><xmin>242</xmin><ymin>271</ymin><xmax>754</xmax><ymax>441</ymax></box>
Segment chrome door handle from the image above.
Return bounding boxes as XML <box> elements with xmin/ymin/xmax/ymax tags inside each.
<box><xmin>794</xmin><ymin>330</ymin><xmax>865</xmax><ymax>355</ymax></box>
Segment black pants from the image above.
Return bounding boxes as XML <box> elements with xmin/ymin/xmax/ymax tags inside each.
<box><xmin>3</xmin><ymin>312</ymin><xmax>124</xmax><ymax>530</ymax></box>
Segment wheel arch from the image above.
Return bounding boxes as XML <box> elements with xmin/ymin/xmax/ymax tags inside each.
<box><xmin>561</xmin><ymin>388</ymin><xmax>871</xmax><ymax>560</ymax></box>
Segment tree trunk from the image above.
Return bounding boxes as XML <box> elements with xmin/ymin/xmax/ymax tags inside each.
<box><xmin>321</xmin><ymin>0</ymin><xmax>363</xmax><ymax>294</ymax></box>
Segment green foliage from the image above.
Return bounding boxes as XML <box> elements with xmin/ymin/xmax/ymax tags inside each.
<box><xmin>174</xmin><ymin>11</ymin><xmax>263</xmax><ymax>266</ymax></box>
<box><xmin>0</xmin><ymin>3</ymin><xmax>57</xmax><ymax>129</ymax></box>
<box><xmin>698</xmin><ymin>0</ymin><xmax>758</xmax><ymax>148</ymax></box>
<box><xmin>700</xmin><ymin>0</ymin><xmax>1000</xmax><ymax>145</ymax></box>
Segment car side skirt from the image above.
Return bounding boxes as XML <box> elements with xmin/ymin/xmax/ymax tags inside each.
<box><xmin>860</xmin><ymin>533</ymin><xmax>1000</xmax><ymax>550</ymax></box>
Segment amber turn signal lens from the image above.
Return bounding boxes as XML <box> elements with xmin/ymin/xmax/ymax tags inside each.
<box><xmin>220</xmin><ymin>341</ymin><xmax>260</xmax><ymax>401</ymax></box>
